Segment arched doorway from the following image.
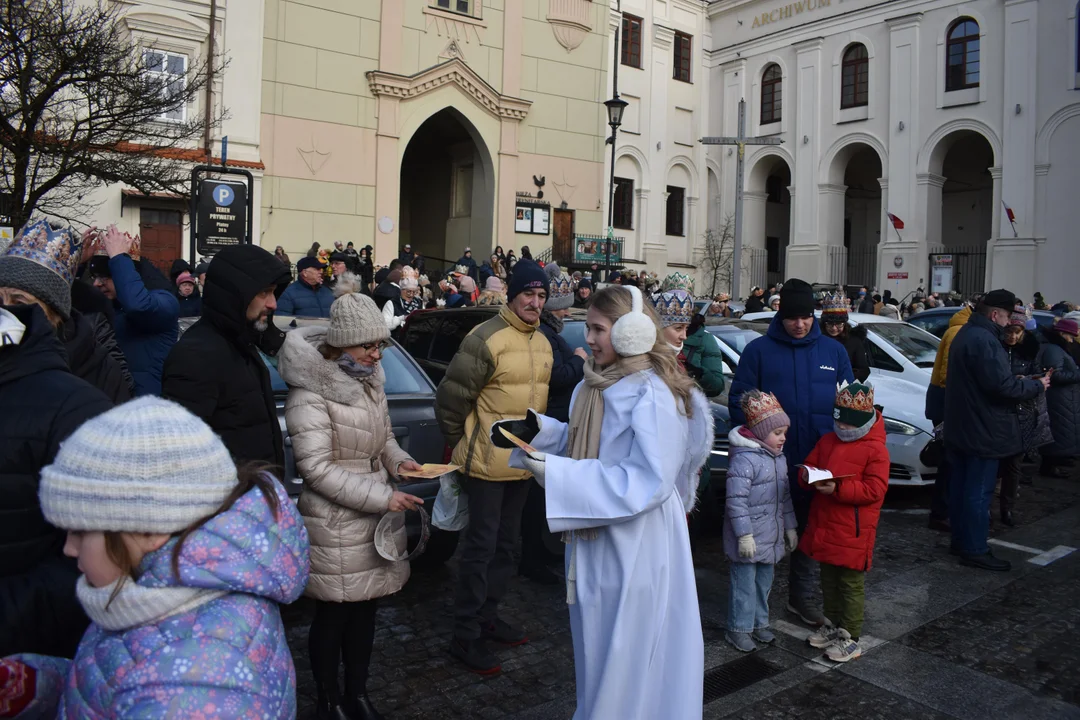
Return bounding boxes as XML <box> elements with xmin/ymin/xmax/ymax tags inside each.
<box><xmin>935</xmin><ymin>132</ymin><xmax>993</xmax><ymax>297</ymax></box>
<box><xmin>399</xmin><ymin>108</ymin><xmax>494</xmax><ymax>265</ymax></box>
<box><xmin>842</xmin><ymin>146</ymin><xmax>883</xmax><ymax>289</ymax></box>
<box><xmin>745</xmin><ymin>154</ymin><xmax>792</xmax><ymax>290</ymax></box>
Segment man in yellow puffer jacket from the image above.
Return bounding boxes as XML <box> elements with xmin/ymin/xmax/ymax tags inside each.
<box><xmin>435</xmin><ymin>259</ymin><xmax>552</xmax><ymax>674</ymax></box>
<box><xmin>924</xmin><ymin>304</ymin><xmax>972</xmax><ymax>530</ymax></box>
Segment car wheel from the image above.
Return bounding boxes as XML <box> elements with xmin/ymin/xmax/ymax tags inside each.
<box><xmin>413</xmin><ymin>529</ymin><xmax>459</xmax><ymax>566</ymax></box>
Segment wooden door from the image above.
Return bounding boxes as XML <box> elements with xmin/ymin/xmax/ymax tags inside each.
<box><xmin>553</xmin><ymin>209</ymin><xmax>574</xmax><ymax>266</ymax></box>
<box><xmin>139</xmin><ymin>208</ymin><xmax>183</xmax><ymax>277</ymax></box>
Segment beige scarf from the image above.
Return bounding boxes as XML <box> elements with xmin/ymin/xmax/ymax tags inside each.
<box><xmin>562</xmin><ymin>354</ymin><xmax>652</xmax><ymax>603</ymax></box>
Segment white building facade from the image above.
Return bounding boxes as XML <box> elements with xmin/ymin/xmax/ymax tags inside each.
<box><xmin>705</xmin><ymin>0</ymin><xmax>1080</xmax><ymax>302</ymax></box>
<box><xmin>602</xmin><ymin>0</ymin><xmax>713</xmax><ymax>278</ymax></box>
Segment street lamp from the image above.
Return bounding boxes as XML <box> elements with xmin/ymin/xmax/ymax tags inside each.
<box><xmin>604</xmin><ymin>94</ymin><xmax>628</xmax><ymax>282</ymax></box>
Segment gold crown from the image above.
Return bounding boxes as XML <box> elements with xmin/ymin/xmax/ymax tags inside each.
<box><xmin>741</xmin><ymin>390</ymin><xmax>785</xmax><ymax>426</ymax></box>
<box><xmin>401</xmin><ymin>265</ymin><xmax>419</xmax><ymax>281</ymax></box>
<box><xmin>835</xmin><ymin>380</ymin><xmax>875</xmax><ymax>412</ymax></box>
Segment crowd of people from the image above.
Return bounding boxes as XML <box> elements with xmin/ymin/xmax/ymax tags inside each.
<box><xmin>1</xmin><ymin>215</ymin><xmax>1078</xmax><ymax>718</ymax></box>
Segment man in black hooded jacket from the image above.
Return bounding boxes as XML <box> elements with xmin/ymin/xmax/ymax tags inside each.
<box><xmin>162</xmin><ymin>245</ymin><xmax>291</xmax><ymax>470</ymax></box>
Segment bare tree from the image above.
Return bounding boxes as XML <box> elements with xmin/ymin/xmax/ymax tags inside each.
<box><xmin>701</xmin><ymin>213</ymin><xmax>735</xmax><ymax>297</ymax></box>
<box><xmin>0</xmin><ymin>0</ymin><xmax>225</xmax><ymax>228</ymax></box>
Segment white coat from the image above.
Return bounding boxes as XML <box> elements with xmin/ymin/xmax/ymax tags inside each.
<box><xmin>511</xmin><ymin>369</ymin><xmax>713</xmax><ymax>720</ymax></box>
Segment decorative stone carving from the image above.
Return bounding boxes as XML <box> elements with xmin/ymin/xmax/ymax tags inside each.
<box><xmin>439</xmin><ymin>39</ymin><xmax>466</xmax><ymax>62</ymax></box>
<box><xmin>297</xmin><ymin>137</ymin><xmax>331</xmax><ymax>176</ymax></box>
<box><xmin>547</xmin><ymin>0</ymin><xmax>593</xmax><ymax>53</ymax></box>
<box><xmin>367</xmin><ymin>58</ymin><xmax>532</xmax><ymax>121</ymax></box>
<box><xmin>424</xmin><ymin>8</ymin><xmax>484</xmax><ymax>45</ymax></box>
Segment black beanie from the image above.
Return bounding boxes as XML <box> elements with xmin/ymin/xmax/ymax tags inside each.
<box><xmin>508</xmin><ymin>259</ymin><xmax>547</xmax><ymax>301</ymax></box>
<box><xmin>982</xmin><ymin>289</ymin><xmax>1017</xmax><ymax>312</ymax></box>
<box><xmin>778</xmin><ymin>278</ymin><xmax>815</xmax><ymax>319</ymax></box>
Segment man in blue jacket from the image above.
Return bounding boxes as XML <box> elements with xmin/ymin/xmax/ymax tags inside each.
<box><xmin>277</xmin><ymin>256</ymin><xmax>335</xmax><ymax>317</ymax></box>
<box><xmin>729</xmin><ymin>278</ymin><xmax>854</xmax><ymax>627</ymax></box>
<box><xmin>944</xmin><ymin>290</ymin><xmax>1048</xmax><ymax>571</ymax></box>
<box><xmin>88</xmin><ymin>227</ymin><xmax>179</xmax><ymax>396</ymax></box>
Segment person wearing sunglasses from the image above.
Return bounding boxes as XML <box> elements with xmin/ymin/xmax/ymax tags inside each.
<box><xmin>278</xmin><ymin>272</ymin><xmax>423</xmax><ymax>720</ymax></box>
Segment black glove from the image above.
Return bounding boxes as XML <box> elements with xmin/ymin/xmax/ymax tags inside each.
<box><xmin>490</xmin><ymin>409</ymin><xmax>541</xmax><ymax>449</ymax></box>
<box><xmin>687</xmin><ymin>364</ymin><xmax>704</xmax><ymax>380</ymax></box>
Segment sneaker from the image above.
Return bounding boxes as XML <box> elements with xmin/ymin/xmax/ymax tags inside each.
<box><xmin>752</xmin><ymin>628</ymin><xmax>776</xmax><ymax>644</ymax></box>
<box><xmin>786</xmin><ymin>601</ymin><xmax>827</xmax><ymax>627</ymax></box>
<box><xmin>481</xmin><ymin>618</ymin><xmax>529</xmax><ymax>646</ymax></box>
<box><xmin>807</xmin><ymin>623</ymin><xmax>841</xmax><ymax>648</ymax></box>
<box><xmin>824</xmin><ymin>629</ymin><xmax>862</xmax><ymax>662</ymax></box>
<box><xmin>449</xmin><ymin>637</ymin><xmax>501</xmax><ymax>675</ymax></box>
<box><xmin>725</xmin><ymin>631</ymin><xmax>757</xmax><ymax>652</ymax></box>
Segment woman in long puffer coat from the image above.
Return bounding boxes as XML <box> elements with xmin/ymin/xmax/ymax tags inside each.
<box><xmin>1035</xmin><ymin>320</ymin><xmax>1080</xmax><ymax>476</ymax></box>
<box><xmin>999</xmin><ymin>314</ymin><xmax>1047</xmax><ymax>524</ymax></box>
<box><xmin>279</xmin><ymin>274</ymin><xmax>425</xmax><ymax>720</ymax></box>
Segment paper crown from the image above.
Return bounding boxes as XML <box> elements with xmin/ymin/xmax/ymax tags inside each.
<box><xmin>822</xmin><ymin>292</ymin><xmax>849</xmax><ymax>321</ymax></box>
<box><xmin>741</xmin><ymin>390</ymin><xmax>786</xmax><ymax>427</ymax></box>
<box><xmin>4</xmin><ymin>219</ymin><xmax>84</xmax><ymax>285</ymax></box>
<box><xmin>454</xmin><ymin>264</ymin><xmax>470</xmax><ymax>276</ymax></box>
<box><xmin>834</xmin><ymin>380</ymin><xmax>875</xmax><ymax>425</ymax></box>
<box><xmin>401</xmin><ymin>265</ymin><xmax>419</xmax><ymax>281</ymax></box>
<box><xmin>650</xmin><ymin>289</ymin><xmax>695</xmax><ymax>328</ymax></box>
<box><xmin>83</xmin><ymin>227</ymin><xmax>142</xmax><ymax>262</ymax></box>
<box><xmin>661</xmin><ymin>272</ymin><xmax>694</xmax><ymax>295</ymax></box>
<box><xmin>549</xmin><ymin>273</ymin><xmax>573</xmax><ymax>298</ymax></box>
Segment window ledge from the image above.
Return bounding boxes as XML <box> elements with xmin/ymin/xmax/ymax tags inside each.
<box><xmin>674</xmin><ymin>141</ymin><xmax>693</xmax><ymax>148</ymax></box>
<box><xmin>838</xmin><ymin>105</ymin><xmax>868</xmax><ymax>123</ymax></box>
<box><xmin>423</xmin><ymin>5</ymin><xmax>486</xmax><ymax>27</ymax></box>
<box><xmin>758</xmin><ymin>121</ymin><xmax>781</xmax><ymax>136</ymax></box>
<box><xmin>943</xmin><ymin>87</ymin><xmax>979</xmax><ymax>107</ymax></box>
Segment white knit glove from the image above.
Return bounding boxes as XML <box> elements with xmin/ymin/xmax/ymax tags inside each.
<box><xmin>521</xmin><ymin>453</ymin><xmax>547</xmax><ymax>488</ymax></box>
<box><xmin>785</xmin><ymin>529</ymin><xmax>799</xmax><ymax>553</ymax></box>
<box><xmin>737</xmin><ymin>534</ymin><xmax>756</xmax><ymax>559</ymax></box>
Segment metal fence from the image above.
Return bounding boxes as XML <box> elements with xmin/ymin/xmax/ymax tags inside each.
<box><xmin>846</xmin><ymin>248</ymin><xmax>877</xmax><ymax>288</ymax></box>
<box><xmin>744</xmin><ymin>247</ymin><xmax>767</xmax><ymax>290</ymax></box>
<box><xmin>928</xmin><ymin>245</ymin><xmax>987</xmax><ymax>298</ymax></box>
<box><xmin>826</xmin><ymin>246</ymin><xmax>848</xmax><ymax>286</ymax></box>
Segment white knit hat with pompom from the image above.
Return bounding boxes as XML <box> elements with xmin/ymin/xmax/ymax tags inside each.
<box><xmin>326</xmin><ymin>272</ymin><xmax>389</xmax><ymax>348</ymax></box>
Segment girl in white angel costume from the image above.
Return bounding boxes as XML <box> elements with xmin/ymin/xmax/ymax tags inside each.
<box><xmin>491</xmin><ymin>284</ymin><xmax>713</xmax><ymax>719</ymax></box>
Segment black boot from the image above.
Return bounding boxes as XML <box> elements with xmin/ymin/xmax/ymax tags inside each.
<box><xmin>345</xmin><ymin>693</ymin><xmax>384</xmax><ymax>720</ymax></box>
<box><xmin>315</xmin><ymin>685</ymin><xmax>352</xmax><ymax>720</ymax></box>
<box><xmin>1000</xmin><ymin>508</ymin><xmax>1015</xmax><ymax>527</ymax></box>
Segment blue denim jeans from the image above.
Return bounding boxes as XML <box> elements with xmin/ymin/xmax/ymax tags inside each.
<box><xmin>728</xmin><ymin>561</ymin><xmax>775</xmax><ymax>633</ymax></box>
<box><xmin>947</xmin><ymin>449</ymin><xmax>1000</xmax><ymax>556</ymax></box>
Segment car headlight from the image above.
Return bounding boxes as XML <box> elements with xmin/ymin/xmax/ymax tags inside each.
<box><xmin>884</xmin><ymin>418</ymin><xmax>921</xmax><ymax>436</ymax></box>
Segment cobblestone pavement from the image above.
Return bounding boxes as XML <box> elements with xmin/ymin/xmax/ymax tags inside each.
<box><xmin>287</xmin><ymin>469</ymin><xmax>1080</xmax><ymax>719</ymax></box>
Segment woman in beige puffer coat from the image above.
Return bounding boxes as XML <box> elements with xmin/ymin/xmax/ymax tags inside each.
<box><xmin>278</xmin><ymin>275</ymin><xmax>424</xmax><ymax>720</ymax></box>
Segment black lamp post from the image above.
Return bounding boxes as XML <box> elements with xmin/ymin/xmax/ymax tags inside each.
<box><xmin>604</xmin><ymin>95</ymin><xmax>628</xmax><ymax>282</ymax></box>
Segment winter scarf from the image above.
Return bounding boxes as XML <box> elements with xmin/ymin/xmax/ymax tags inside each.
<box><xmin>76</xmin><ymin>574</ymin><xmax>225</xmax><ymax>632</ymax></box>
<box><xmin>834</xmin><ymin>412</ymin><xmax>876</xmax><ymax>443</ymax></box>
<box><xmin>336</xmin><ymin>353</ymin><xmax>378</xmax><ymax>379</ymax></box>
<box><xmin>540</xmin><ymin>309</ymin><xmax>564</xmax><ymax>334</ymax></box>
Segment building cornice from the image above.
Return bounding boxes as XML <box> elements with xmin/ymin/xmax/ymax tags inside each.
<box><xmin>655</xmin><ymin>24</ymin><xmax>676</xmax><ymax>49</ymax></box>
<box><xmin>885</xmin><ymin>11</ymin><xmax>922</xmax><ymax>30</ymax></box>
<box><xmin>366</xmin><ymin>58</ymin><xmax>532</xmax><ymax>121</ymax></box>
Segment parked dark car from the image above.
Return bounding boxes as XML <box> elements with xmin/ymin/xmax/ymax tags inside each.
<box><xmin>401</xmin><ymin>306</ymin><xmax>732</xmax><ymax>546</ymax></box>
<box><xmin>907</xmin><ymin>305</ymin><xmax>1056</xmax><ymax>338</ymax></box>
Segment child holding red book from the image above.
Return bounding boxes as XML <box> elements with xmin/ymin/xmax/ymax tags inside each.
<box><xmin>798</xmin><ymin>381</ymin><xmax>889</xmax><ymax>662</ymax></box>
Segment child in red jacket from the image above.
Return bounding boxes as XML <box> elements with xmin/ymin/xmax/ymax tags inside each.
<box><xmin>798</xmin><ymin>381</ymin><xmax>889</xmax><ymax>662</ymax></box>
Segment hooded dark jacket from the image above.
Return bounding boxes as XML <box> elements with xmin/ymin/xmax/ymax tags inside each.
<box><xmin>162</xmin><ymin>245</ymin><xmax>291</xmax><ymax>470</ymax></box>
<box><xmin>70</xmin><ymin>280</ymin><xmax>135</xmax><ymax>396</ymax></box>
<box><xmin>944</xmin><ymin>312</ymin><xmax>1043</xmax><ymax>459</ymax></box>
<box><xmin>59</xmin><ymin>309</ymin><xmax>131</xmax><ymax>404</ymax></box>
<box><xmin>843</xmin><ymin>324</ymin><xmax>872</xmax><ymax>383</ymax></box>
<box><xmin>176</xmin><ymin>284</ymin><xmax>203</xmax><ymax>318</ymax></box>
<box><xmin>0</xmin><ymin>304</ymin><xmax>113</xmax><ymax>658</ymax></box>
<box><xmin>1035</xmin><ymin>328</ymin><xmax>1080</xmax><ymax>458</ymax></box>
<box><xmin>744</xmin><ymin>293</ymin><xmax>766</xmax><ymax>313</ymax></box>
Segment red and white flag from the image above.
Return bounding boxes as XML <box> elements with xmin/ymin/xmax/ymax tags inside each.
<box><xmin>1003</xmin><ymin>203</ymin><xmax>1016</xmax><ymax>223</ymax></box>
<box><xmin>887</xmin><ymin>213</ymin><xmax>905</xmax><ymax>230</ymax></box>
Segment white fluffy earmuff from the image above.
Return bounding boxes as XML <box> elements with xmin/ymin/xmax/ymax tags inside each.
<box><xmin>611</xmin><ymin>285</ymin><xmax>658</xmax><ymax>357</ymax></box>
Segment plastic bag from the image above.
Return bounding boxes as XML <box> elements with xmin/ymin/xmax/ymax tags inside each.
<box><xmin>432</xmin><ymin>471</ymin><xmax>468</xmax><ymax>531</ymax></box>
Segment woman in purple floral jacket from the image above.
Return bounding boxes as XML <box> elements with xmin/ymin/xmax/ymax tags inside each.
<box><xmin>1</xmin><ymin>398</ymin><xmax>310</xmax><ymax>719</ymax></box>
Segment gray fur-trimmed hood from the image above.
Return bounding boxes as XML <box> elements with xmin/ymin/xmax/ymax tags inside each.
<box><xmin>681</xmin><ymin>387</ymin><xmax>716</xmax><ymax>513</ymax></box>
<box><xmin>277</xmin><ymin>325</ymin><xmax>384</xmax><ymax>406</ymax></box>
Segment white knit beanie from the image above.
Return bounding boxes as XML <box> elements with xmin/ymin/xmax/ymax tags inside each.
<box><xmin>39</xmin><ymin>398</ymin><xmax>238</xmax><ymax>533</ymax></box>
<box><xmin>326</xmin><ymin>272</ymin><xmax>390</xmax><ymax>348</ymax></box>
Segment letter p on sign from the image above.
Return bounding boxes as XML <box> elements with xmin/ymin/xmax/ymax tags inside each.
<box><xmin>214</xmin><ymin>184</ymin><xmax>235</xmax><ymax>207</ymax></box>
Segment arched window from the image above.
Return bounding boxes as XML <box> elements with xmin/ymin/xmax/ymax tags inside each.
<box><xmin>841</xmin><ymin>44</ymin><xmax>869</xmax><ymax>109</ymax></box>
<box><xmin>761</xmin><ymin>64</ymin><xmax>782</xmax><ymax>124</ymax></box>
<box><xmin>946</xmin><ymin>18</ymin><xmax>980</xmax><ymax>91</ymax></box>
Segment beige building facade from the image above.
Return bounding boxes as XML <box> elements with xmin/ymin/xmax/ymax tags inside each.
<box><xmin>260</xmin><ymin>0</ymin><xmax>613</xmax><ymax>267</ymax></box>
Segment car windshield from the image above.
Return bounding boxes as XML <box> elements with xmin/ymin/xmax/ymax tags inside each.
<box><xmin>560</xmin><ymin>321</ymin><xmax>590</xmax><ymax>353</ymax></box>
<box><xmin>266</xmin><ymin>344</ymin><xmax>431</xmax><ymax>396</ymax></box>
<box><xmin>707</xmin><ymin>326</ymin><xmax>765</xmax><ymax>356</ymax></box>
<box><xmin>862</xmin><ymin>323</ymin><xmax>940</xmax><ymax>367</ymax></box>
